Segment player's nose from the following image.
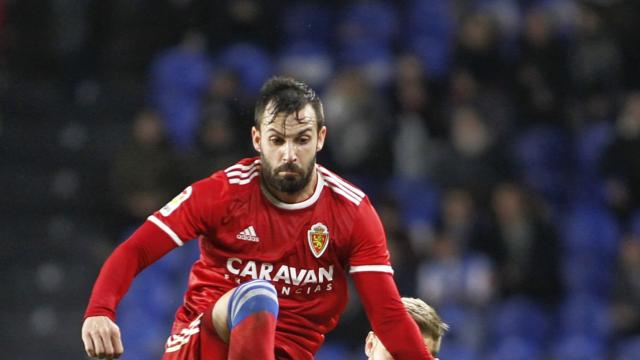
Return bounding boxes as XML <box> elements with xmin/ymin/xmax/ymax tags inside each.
<box><xmin>281</xmin><ymin>141</ymin><xmax>297</xmax><ymax>163</ymax></box>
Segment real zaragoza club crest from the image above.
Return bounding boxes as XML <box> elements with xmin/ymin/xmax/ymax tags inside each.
<box><xmin>308</xmin><ymin>223</ymin><xmax>330</xmax><ymax>258</ymax></box>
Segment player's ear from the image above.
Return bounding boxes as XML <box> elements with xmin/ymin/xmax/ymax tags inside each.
<box><xmin>364</xmin><ymin>331</ymin><xmax>375</xmax><ymax>357</ymax></box>
<box><xmin>316</xmin><ymin>126</ymin><xmax>327</xmax><ymax>152</ymax></box>
<box><xmin>251</xmin><ymin>126</ymin><xmax>261</xmax><ymax>153</ymax></box>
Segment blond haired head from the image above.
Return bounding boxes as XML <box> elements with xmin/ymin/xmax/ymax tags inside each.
<box><xmin>365</xmin><ymin>297</ymin><xmax>448</xmax><ymax>359</ymax></box>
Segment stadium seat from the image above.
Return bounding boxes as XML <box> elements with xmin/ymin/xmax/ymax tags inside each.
<box><xmin>337</xmin><ymin>1</ymin><xmax>398</xmax><ymax>45</ymax></box>
<box><xmin>314</xmin><ymin>341</ymin><xmax>350</xmax><ymax>360</ymax></box>
<box><xmin>386</xmin><ymin>178</ymin><xmax>440</xmax><ymax>228</ymax></box>
<box><xmin>551</xmin><ymin>334</ymin><xmax>605</xmax><ymax>360</ymax></box>
<box><xmin>571</xmin><ymin>121</ymin><xmax>613</xmax><ymax>203</ymax></box>
<box><xmin>558</xmin><ymin>294</ymin><xmax>611</xmax><ymax>339</ymax></box>
<box><xmin>489</xmin><ymin>297</ymin><xmax>551</xmax><ymax>346</ymax></box>
<box><xmin>276</xmin><ymin>41</ymin><xmax>333</xmax><ymax>89</ymax></box>
<box><xmin>436</xmin><ymin>340</ymin><xmax>478</xmax><ymax>360</ymax></box>
<box><xmin>281</xmin><ymin>3</ymin><xmax>332</xmax><ymax>46</ymax></box>
<box><xmin>615</xmin><ymin>335</ymin><xmax>640</xmax><ymax>360</ymax></box>
<box><xmin>629</xmin><ymin>210</ymin><xmax>640</xmax><ymax>236</ymax></box>
<box><xmin>487</xmin><ymin>336</ymin><xmax>540</xmax><ymax>360</ymax></box>
<box><xmin>217</xmin><ymin>43</ymin><xmax>273</xmax><ymax>96</ymax></box>
<box><xmin>561</xmin><ymin>254</ymin><xmax>613</xmax><ymax>297</ymax></box>
<box><xmin>404</xmin><ymin>0</ymin><xmax>453</xmax><ymax>78</ymax></box>
<box><xmin>561</xmin><ymin>203</ymin><xmax>620</xmax><ymax>262</ymax></box>
<box><xmin>513</xmin><ymin>126</ymin><xmax>572</xmax><ymax>207</ymax></box>
<box><xmin>337</xmin><ymin>39</ymin><xmax>394</xmax><ymax>87</ymax></box>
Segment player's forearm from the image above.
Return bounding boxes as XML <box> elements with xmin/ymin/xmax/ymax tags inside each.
<box><xmin>353</xmin><ymin>272</ymin><xmax>434</xmax><ymax>360</ymax></box>
<box><xmin>84</xmin><ymin>221</ymin><xmax>178</xmax><ymax>320</ymax></box>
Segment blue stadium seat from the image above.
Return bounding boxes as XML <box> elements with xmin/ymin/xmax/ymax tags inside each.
<box><xmin>487</xmin><ymin>336</ymin><xmax>540</xmax><ymax>360</ymax></box>
<box><xmin>615</xmin><ymin>335</ymin><xmax>640</xmax><ymax>360</ymax></box>
<box><xmin>437</xmin><ymin>340</ymin><xmax>478</xmax><ymax>360</ymax></box>
<box><xmin>276</xmin><ymin>41</ymin><xmax>333</xmax><ymax>89</ymax></box>
<box><xmin>571</xmin><ymin>121</ymin><xmax>613</xmax><ymax>203</ymax></box>
<box><xmin>218</xmin><ymin>43</ymin><xmax>273</xmax><ymax>96</ymax></box>
<box><xmin>561</xmin><ymin>204</ymin><xmax>620</xmax><ymax>262</ymax></box>
<box><xmin>558</xmin><ymin>294</ymin><xmax>611</xmax><ymax>339</ymax></box>
<box><xmin>513</xmin><ymin>126</ymin><xmax>572</xmax><ymax>206</ymax></box>
<box><xmin>314</xmin><ymin>341</ymin><xmax>350</xmax><ymax>360</ymax></box>
<box><xmin>561</xmin><ymin>254</ymin><xmax>613</xmax><ymax>297</ymax></box>
<box><xmin>281</xmin><ymin>3</ymin><xmax>332</xmax><ymax>46</ymax></box>
<box><xmin>387</xmin><ymin>178</ymin><xmax>440</xmax><ymax>228</ymax></box>
<box><xmin>337</xmin><ymin>39</ymin><xmax>394</xmax><ymax>87</ymax></box>
<box><xmin>149</xmin><ymin>45</ymin><xmax>212</xmax><ymax>150</ymax></box>
<box><xmin>489</xmin><ymin>297</ymin><xmax>551</xmax><ymax>346</ymax></box>
<box><xmin>404</xmin><ymin>0</ymin><xmax>453</xmax><ymax>78</ymax></box>
<box><xmin>551</xmin><ymin>334</ymin><xmax>605</xmax><ymax>360</ymax></box>
<box><xmin>629</xmin><ymin>210</ymin><xmax>640</xmax><ymax>236</ymax></box>
<box><xmin>337</xmin><ymin>1</ymin><xmax>398</xmax><ymax>45</ymax></box>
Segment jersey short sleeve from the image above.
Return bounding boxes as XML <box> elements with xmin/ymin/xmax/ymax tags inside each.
<box><xmin>147</xmin><ymin>173</ymin><xmax>226</xmax><ymax>246</ymax></box>
<box><xmin>348</xmin><ymin>197</ymin><xmax>393</xmax><ymax>275</ymax></box>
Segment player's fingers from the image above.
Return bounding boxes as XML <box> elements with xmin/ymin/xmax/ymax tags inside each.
<box><xmin>81</xmin><ymin>330</ymin><xmax>96</xmax><ymax>357</ymax></box>
<box><xmin>111</xmin><ymin>327</ymin><xmax>124</xmax><ymax>358</ymax></box>
<box><xmin>98</xmin><ymin>329</ymin><xmax>115</xmax><ymax>358</ymax></box>
<box><xmin>90</xmin><ymin>331</ymin><xmax>105</xmax><ymax>358</ymax></box>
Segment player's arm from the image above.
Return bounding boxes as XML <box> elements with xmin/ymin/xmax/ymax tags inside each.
<box><xmin>82</xmin><ymin>179</ymin><xmax>219</xmax><ymax>359</ymax></box>
<box><xmin>349</xmin><ymin>198</ymin><xmax>434</xmax><ymax>360</ymax></box>
<box><xmin>82</xmin><ymin>221</ymin><xmax>177</xmax><ymax>358</ymax></box>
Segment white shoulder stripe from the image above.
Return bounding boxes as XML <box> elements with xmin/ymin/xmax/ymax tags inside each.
<box><xmin>147</xmin><ymin>215</ymin><xmax>184</xmax><ymax>246</ymax></box>
<box><xmin>229</xmin><ymin>171</ymin><xmax>260</xmax><ymax>185</ymax></box>
<box><xmin>226</xmin><ymin>167</ymin><xmax>259</xmax><ymax>179</ymax></box>
<box><xmin>318</xmin><ymin>167</ymin><xmax>365</xmax><ymax>197</ymax></box>
<box><xmin>322</xmin><ymin>176</ymin><xmax>364</xmax><ymax>202</ymax></box>
<box><xmin>323</xmin><ymin>183</ymin><xmax>362</xmax><ymax>205</ymax></box>
<box><xmin>225</xmin><ymin>159</ymin><xmax>260</xmax><ymax>173</ymax></box>
<box><xmin>349</xmin><ymin>265</ymin><xmax>394</xmax><ymax>274</ymax></box>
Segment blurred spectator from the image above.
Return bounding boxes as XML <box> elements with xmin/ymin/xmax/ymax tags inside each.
<box><xmin>149</xmin><ymin>30</ymin><xmax>212</xmax><ymax>152</ymax></box>
<box><xmin>196</xmin><ymin>0</ymin><xmax>279</xmax><ymax>52</ymax></box>
<box><xmin>416</xmin><ymin>231</ymin><xmax>495</xmax><ymax>308</ymax></box>
<box><xmin>432</xmin><ymin>106</ymin><xmax>511</xmax><ymax>202</ymax></box>
<box><xmin>390</xmin><ymin>55</ymin><xmax>444</xmax><ymax>181</ymax></box>
<box><xmin>377</xmin><ymin>197</ymin><xmax>418</xmax><ymax>296</ymax></box>
<box><xmin>181</xmin><ymin>103</ymin><xmax>243</xmax><ymax>182</ymax></box>
<box><xmin>477</xmin><ymin>182</ymin><xmax>562</xmax><ymax>304</ymax></box>
<box><xmin>611</xmin><ymin>233</ymin><xmax>640</xmax><ymax>338</ymax></box>
<box><xmin>201</xmin><ymin>68</ymin><xmax>249</xmax><ymax>136</ymax></box>
<box><xmin>437</xmin><ymin>187</ymin><xmax>481</xmax><ymax>250</ymax></box>
<box><xmin>323</xmin><ymin>69</ymin><xmax>392</xmax><ymax>177</ymax></box>
<box><xmin>452</xmin><ymin>12</ymin><xmax>505</xmax><ymax>89</ymax></box>
<box><xmin>391</xmin><ymin>53</ymin><xmax>447</xmax><ymax>135</ymax></box>
<box><xmin>602</xmin><ymin>93</ymin><xmax>640</xmax><ymax>217</ymax></box>
<box><xmin>569</xmin><ymin>4</ymin><xmax>621</xmax><ymax>100</ymax></box>
<box><xmin>513</xmin><ymin>6</ymin><xmax>569</xmax><ymax>127</ymax></box>
<box><xmin>110</xmin><ymin>110</ymin><xmax>182</xmax><ymax>229</ymax></box>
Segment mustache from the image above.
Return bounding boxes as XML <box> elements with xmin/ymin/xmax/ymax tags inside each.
<box><xmin>274</xmin><ymin>163</ymin><xmax>303</xmax><ymax>174</ymax></box>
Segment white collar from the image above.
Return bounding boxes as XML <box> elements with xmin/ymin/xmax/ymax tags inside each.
<box><xmin>260</xmin><ymin>166</ymin><xmax>324</xmax><ymax>210</ymax></box>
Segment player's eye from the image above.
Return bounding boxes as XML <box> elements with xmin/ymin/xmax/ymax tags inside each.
<box><xmin>298</xmin><ymin>137</ymin><xmax>310</xmax><ymax>145</ymax></box>
<box><xmin>270</xmin><ymin>137</ymin><xmax>285</xmax><ymax>145</ymax></box>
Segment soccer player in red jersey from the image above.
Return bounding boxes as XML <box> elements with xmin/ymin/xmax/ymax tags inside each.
<box><xmin>81</xmin><ymin>76</ymin><xmax>435</xmax><ymax>360</ymax></box>
<box><xmin>365</xmin><ymin>297</ymin><xmax>448</xmax><ymax>360</ymax></box>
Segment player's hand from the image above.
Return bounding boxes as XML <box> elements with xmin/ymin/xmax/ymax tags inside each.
<box><xmin>81</xmin><ymin>316</ymin><xmax>124</xmax><ymax>359</ymax></box>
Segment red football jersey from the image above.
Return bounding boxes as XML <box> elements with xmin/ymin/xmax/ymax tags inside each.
<box><xmin>148</xmin><ymin>157</ymin><xmax>393</xmax><ymax>358</ymax></box>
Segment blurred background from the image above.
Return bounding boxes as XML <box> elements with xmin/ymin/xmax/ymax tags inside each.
<box><xmin>4</xmin><ymin>0</ymin><xmax>640</xmax><ymax>359</ymax></box>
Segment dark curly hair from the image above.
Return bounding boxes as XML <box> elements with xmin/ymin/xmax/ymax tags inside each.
<box><xmin>254</xmin><ymin>76</ymin><xmax>325</xmax><ymax>131</ymax></box>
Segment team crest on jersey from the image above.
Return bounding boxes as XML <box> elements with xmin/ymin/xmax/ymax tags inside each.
<box><xmin>308</xmin><ymin>223</ymin><xmax>330</xmax><ymax>258</ymax></box>
<box><xmin>160</xmin><ymin>186</ymin><xmax>192</xmax><ymax>216</ymax></box>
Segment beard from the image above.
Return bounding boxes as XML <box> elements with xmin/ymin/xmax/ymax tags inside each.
<box><xmin>260</xmin><ymin>156</ymin><xmax>315</xmax><ymax>194</ymax></box>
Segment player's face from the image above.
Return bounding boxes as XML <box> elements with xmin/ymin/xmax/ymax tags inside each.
<box><xmin>365</xmin><ymin>332</ymin><xmax>436</xmax><ymax>360</ymax></box>
<box><xmin>252</xmin><ymin>103</ymin><xmax>326</xmax><ymax>194</ymax></box>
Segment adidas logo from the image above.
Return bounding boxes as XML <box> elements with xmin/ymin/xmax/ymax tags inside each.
<box><xmin>236</xmin><ymin>226</ymin><xmax>259</xmax><ymax>242</ymax></box>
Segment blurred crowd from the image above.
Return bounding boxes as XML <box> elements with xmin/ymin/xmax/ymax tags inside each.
<box><xmin>6</xmin><ymin>0</ymin><xmax>640</xmax><ymax>359</ymax></box>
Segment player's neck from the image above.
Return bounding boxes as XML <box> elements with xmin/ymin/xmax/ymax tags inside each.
<box><xmin>264</xmin><ymin>169</ymin><xmax>318</xmax><ymax>204</ymax></box>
